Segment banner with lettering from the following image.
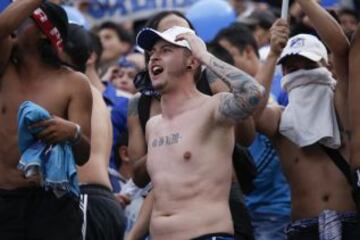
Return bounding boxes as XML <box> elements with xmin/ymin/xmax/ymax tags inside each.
<box><xmin>82</xmin><ymin>0</ymin><xmax>199</xmax><ymax>24</ymax></box>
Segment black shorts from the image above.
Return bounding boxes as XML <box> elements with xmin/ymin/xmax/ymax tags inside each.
<box><xmin>0</xmin><ymin>187</ymin><xmax>83</xmax><ymax>240</ymax></box>
<box><xmin>192</xmin><ymin>232</ymin><xmax>235</xmax><ymax>240</ymax></box>
<box><xmin>80</xmin><ymin>184</ymin><xmax>126</xmax><ymax>240</ymax></box>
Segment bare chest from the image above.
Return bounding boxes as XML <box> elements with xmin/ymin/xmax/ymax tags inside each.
<box><xmin>0</xmin><ymin>71</ymin><xmax>69</xmax><ymax>164</ymax></box>
<box><xmin>275</xmin><ymin>137</ymin><xmax>348</xmax><ymax>185</ymax></box>
<box><xmin>147</xmin><ymin>113</ymin><xmax>211</xmax><ymax>173</ymax></box>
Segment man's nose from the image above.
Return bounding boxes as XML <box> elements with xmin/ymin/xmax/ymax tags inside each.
<box><xmin>149</xmin><ymin>51</ymin><xmax>160</xmax><ymax>61</ymax></box>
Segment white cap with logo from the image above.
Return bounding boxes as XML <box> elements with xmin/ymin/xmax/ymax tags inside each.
<box><xmin>136</xmin><ymin>26</ymin><xmax>195</xmax><ymax>52</ymax></box>
<box><xmin>278</xmin><ymin>34</ymin><xmax>328</xmax><ymax>64</ymax></box>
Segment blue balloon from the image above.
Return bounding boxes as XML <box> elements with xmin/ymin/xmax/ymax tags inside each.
<box><xmin>186</xmin><ymin>0</ymin><xmax>236</xmax><ymax>43</ymax></box>
<box><xmin>0</xmin><ymin>0</ymin><xmax>11</xmax><ymax>13</ymax></box>
<box><xmin>63</xmin><ymin>5</ymin><xmax>90</xmax><ymax>30</ymax></box>
<box><xmin>321</xmin><ymin>0</ymin><xmax>338</xmax><ymax>7</ymax></box>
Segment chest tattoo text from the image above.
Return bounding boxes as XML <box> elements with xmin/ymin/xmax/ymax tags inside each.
<box><xmin>151</xmin><ymin>133</ymin><xmax>182</xmax><ymax>148</ymax></box>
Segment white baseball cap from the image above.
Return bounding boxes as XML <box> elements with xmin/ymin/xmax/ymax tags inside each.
<box><xmin>136</xmin><ymin>26</ymin><xmax>195</xmax><ymax>52</ymax></box>
<box><xmin>278</xmin><ymin>34</ymin><xmax>328</xmax><ymax>65</ymax></box>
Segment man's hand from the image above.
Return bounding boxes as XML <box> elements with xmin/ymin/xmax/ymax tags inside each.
<box><xmin>115</xmin><ymin>193</ymin><xmax>131</xmax><ymax>208</ymax></box>
<box><xmin>30</xmin><ymin>116</ymin><xmax>79</xmax><ymax>145</ymax></box>
<box><xmin>270</xmin><ymin>19</ymin><xmax>289</xmax><ymax>56</ymax></box>
<box><xmin>175</xmin><ymin>32</ymin><xmax>210</xmax><ymax>63</ymax></box>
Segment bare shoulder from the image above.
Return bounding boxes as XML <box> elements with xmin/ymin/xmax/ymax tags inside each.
<box><xmin>145</xmin><ymin>114</ymin><xmax>161</xmax><ymax>142</ymax></box>
<box><xmin>146</xmin><ymin>114</ymin><xmax>162</xmax><ymax>130</ymax></box>
<box><xmin>59</xmin><ymin>68</ymin><xmax>92</xmax><ymax>95</ymax></box>
<box><xmin>62</xmin><ymin>68</ymin><xmax>90</xmax><ymax>85</ymax></box>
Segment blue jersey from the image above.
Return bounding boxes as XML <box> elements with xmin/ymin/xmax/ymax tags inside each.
<box><xmin>246</xmin><ymin>134</ymin><xmax>291</xmax><ymax>216</ymax></box>
<box><xmin>103</xmin><ymin>83</ymin><xmax>129</xmax><ymax>193</ymax></box>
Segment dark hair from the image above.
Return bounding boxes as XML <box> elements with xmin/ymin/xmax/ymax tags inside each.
<box><xmin>114</xmin><ymin>129</ymin><xmax>129</xmax><ymax>169</ymax></box>
<box><xmin>98</xmin><ymin>21</ymin><xmax>134</xmax><ymax>44</ymax></box>
<box><xmin>207</xmin><ymin>42</ymin><xmax>234</xmax><ymax>65</ymax></box>
<box><xmin>88</xmin><ymin>32</ymin><xmax>103</xmax><ymax>70</ymax></box>
<box><xmin>214</xmin><ymin>23</ymin><xmax>259</xmax><ymax>58</ymax></box>
<box><xmin>36</xmin><ymin>2</ymin><xmax>68</xmax><ymax>68</ymax></box>
<box><xmin>64</xmin><ymin>23</ymin><xmax>93</xmax><ymax>72</ymax></box>
<box><xmin>338</xmin><ymin>8</ymin><xmax>359</xmax><ymax>21</ymax></box>
<box><xmin>38</xmin><ymin>39</ymin><xmax>63</xmax><ymax>68</ymax></box>
<box><xmin>145</xmin><ymin>10</ymin><xmax>194</xmax><ymax>30</ymax></box>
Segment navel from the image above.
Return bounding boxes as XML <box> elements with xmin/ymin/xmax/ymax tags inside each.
<box><xmin>183</xmin><ymin>151</ymin><xmax>192</xmax><ymax>160</ymax></box>
<box><xmin>322</xmin><ymin>194</ymin><xmax>330</xmax><ymax>202</ymax></box>
<box><xmin>294</xmin><ymin>157</ymin><xmax>299</xmax><ymax>164</ymax></box>
<box><xmin>1</xmin><ymin>105</ymin><xmax>6</xmax><ymax>114</ymax></box>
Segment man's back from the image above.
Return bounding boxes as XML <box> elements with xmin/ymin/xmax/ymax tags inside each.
<box><xmin>147</xmin><ymin>93</ymin><xmax>234</xmax><ymax>240</ymax></box>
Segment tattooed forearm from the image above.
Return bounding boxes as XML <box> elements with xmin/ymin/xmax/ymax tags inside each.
<box><xmin>206</xmin><ymin>55</ymin><xmax>264</xmax><ymax>121</ymax></box>
<box><xmin>205</xmin><ymin>68</ymin><xmax>219</xmax><ymax>86</ymax></box>
<box><xmin>127</xmin><ymin>95</ymin><xmax>140</xmax><ymax>116</ymax></box>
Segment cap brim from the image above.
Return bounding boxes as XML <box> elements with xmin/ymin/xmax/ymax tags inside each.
<box><xmin>136</xmin><ymin>28</ymin><xmax>162</xmax><ymax>51</ymax></box>
<box><xmin>277</xmin><ymin>51</ymin><xmax>322</xmax><ymax>65</ymax></box>
<box><xmin>136</xmin><ymin>28</ymin><xmax>191</xmax><ymax>51</ymax></box>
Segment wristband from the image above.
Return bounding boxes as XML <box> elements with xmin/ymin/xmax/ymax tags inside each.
<box><xmin>70</xmin><ymin>123</ymin><xmax>81</xmax><ymax>145</ymax></box>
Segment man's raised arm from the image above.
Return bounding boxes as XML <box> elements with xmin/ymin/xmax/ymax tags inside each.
<box><xmin>296</xmin><ymin>0</ymin><xmax>350</xmax><ymax>128</ymax></box>
<box><xmin>176</xmin><ymin>32</ymin><xmax>264</xmax><ymax>123</ymax></box>
<box><xmin>0</xmin><ymin>0</ymin><xmax>42</xmax><ymax>73</ymax></box>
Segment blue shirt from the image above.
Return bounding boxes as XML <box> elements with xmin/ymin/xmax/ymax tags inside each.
<box><xmin>246</xmin><ymin>134</ymin><xmax>291</xmax><ymax>216</ymax></box>
<box><xmin>103</xmin><ymin>83</ymin><xmax>129</xmax><ymax>193</ymax></box>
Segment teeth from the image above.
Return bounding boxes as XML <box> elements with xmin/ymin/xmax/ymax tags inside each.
<box><xmin>152</xmin><ymin>66</ymin><xmax>163</xmax><ymax>75</ymax></box>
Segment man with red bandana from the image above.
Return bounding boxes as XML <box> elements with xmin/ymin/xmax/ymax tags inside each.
<box><xmin>0</xmin><ymin>0</ymin><xmax>92</xmax><ymax>239</ymax></box>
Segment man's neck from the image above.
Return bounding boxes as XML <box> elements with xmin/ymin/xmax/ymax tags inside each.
<box><xmin>160</xmin><ymin>84</ymin><xmax>199</xmax><ymax>119</ymax></box>
<box><xmin>16</xmin><ymin>51</ymin><xmax>58</xmax><ymax>81</ymax></box>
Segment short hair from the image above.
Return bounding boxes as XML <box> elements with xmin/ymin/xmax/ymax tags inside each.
<box><xmin>114</xmin><ymin>129</ymin><xmax>129</xmax><ymax>169</ymax></box>
<box><xmin>207</xmin><ymin>42</ymin><xmax>234</xmax><ymax>65</ymax></box>
<box><xmin>98</xmin><ymin>21</ymin><xmax>133</xmax><ymax>44</ymax></box>
<box><xmin>214</xmin><ymin>23</ymin><xmax>259</xmax><ymax>58</ymax></box>
<box><xmin>145</xmin><ymin>10</ymin><xmax>195</xmax><ymax>30</ymax></box>
<box><xmin>338</xmin><ymin>8</ymin><xmax>359</xmax><ymax>21</ymax></box>
<box><xmin>88</xmin><ymin>32</ymin><xmax>103</xmax><ymax>70</ymax></box>
<box><xmin>64</xmin><ymin>23</ymin><xmax>93</xmax><ymax>72</ymax></box>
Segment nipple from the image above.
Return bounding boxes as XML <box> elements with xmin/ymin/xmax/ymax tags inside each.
<box><xmin>183</xmin><ymin>151</ymin><xmax>192</xmax><ymax>160</ymax></box>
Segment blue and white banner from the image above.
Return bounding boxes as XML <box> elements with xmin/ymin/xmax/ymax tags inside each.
<box><xmin>82</xmin><ymin>0</ymin><xmax>199</xmax><ymax>24</ymax></box>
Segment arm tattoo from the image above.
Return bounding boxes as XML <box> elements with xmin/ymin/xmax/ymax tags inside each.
<box><xmin>207</xmin><ymin>55</ymin><xmax>264</xmax><ymax>121</ymax></box>
<box><xmin>205</xmin><ymin>68</ymin><xmax>218</xmax><ymax>85</ymax></box>
<box><xmin>127</xmin><ymin>95</ymin><xmax>140</xmax><ymax>117</ymax></box>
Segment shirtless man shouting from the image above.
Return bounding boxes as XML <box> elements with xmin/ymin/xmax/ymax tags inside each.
<box><xmin>136</xmin><ymin>26</ymin><xmax>264</xmax><ymax>240</ymax></box>
<box><xmin>0</xmin><ymin>1</ymin><xmax>92</xmax><ymax>239</ymax></box>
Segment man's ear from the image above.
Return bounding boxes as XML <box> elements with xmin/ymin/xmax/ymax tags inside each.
<box><xmin>119</xmin><ymin>145</ymin><xmax>130</xmax><ymax>163</ymax></box>
<box><xmin>87</xmin><ymin>52</ymin><xmax>97</xmax><ymax>65</ymax></box>
<box><xmin>187</xmin><ymin>56</ymin><xmax>201</xmax><ymax>71</ymax></box>
<box><xmin>244</xmin><ymin>45</ymin><xmax>255</xmax><ymax>58</ymax></box>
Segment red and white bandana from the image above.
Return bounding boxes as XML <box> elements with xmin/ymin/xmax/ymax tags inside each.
<box><xmin>32</xmin><ymin>8</ymin><xmax>64</xmax><ymax>52</ymax></box>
